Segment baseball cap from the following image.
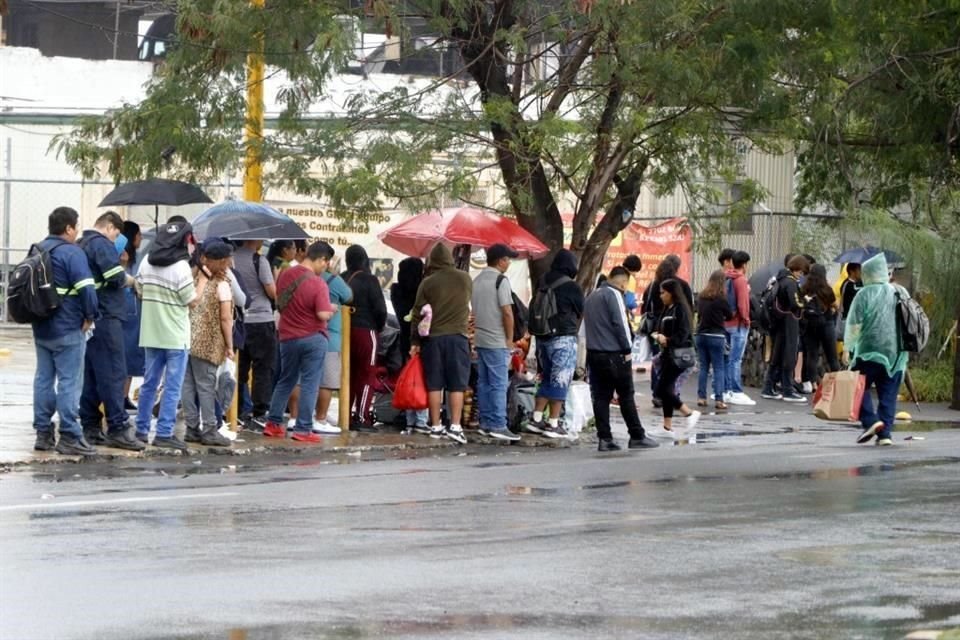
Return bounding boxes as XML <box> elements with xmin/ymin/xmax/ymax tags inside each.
<box><xmin>202</xmin><ymin>239</ymin><xmax>234</xmax><ymax>260</ymax></box>
<box><xmin>486</xmin><ymin>243</ymin><xmax>520</xmax><ymax>263</ymax></box>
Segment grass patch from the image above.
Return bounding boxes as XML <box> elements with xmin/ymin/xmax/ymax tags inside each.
<box><xmin>905</xmin><ymin>358</ymin><xmax>954</xmax><ymax>403</ymax></box>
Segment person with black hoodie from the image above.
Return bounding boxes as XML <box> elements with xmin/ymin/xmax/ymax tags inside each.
<box><xmin>761</xmin><ymin>254</ymin><xmax>809</xmax><ymax>402</ymax></box>
<box><xmin>342</xmin><ymin>245</ymin><xmax>388</xmax><ymax>431</ymax></box>
<box><xmin>523</xmin><ymin>249</ymin><xmax>585</xmax><ymax>440</ymax></box>
<box><xmin>135</xmin><ymin>219</ymin><xmax>202</xmax><ymax>451</ymax></box>
<box><xmin>643</xmin><ymin>255</ymin><xmax>694</xmax><ymax>404</ymax></box>
<box><xmin>390</xmin><ymin>257</ymin><xmax>428</xmax><ymax>433</ymax></box>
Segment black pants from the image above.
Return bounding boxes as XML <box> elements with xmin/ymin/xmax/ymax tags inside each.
<box><xmin>765</xmin><ymin>316</ymin><xmax>799</xmax><ymax>393</ymax></box>
<box><xmin>654</xmin><ymin>356</ymin><xmax>685</xmax><ymax>419</ymax></box>
<box><xmin>238</xmin><ymin>321</ymin><xmax>277</xmax><ymax>417</ymax></box>
<box><xmin>802</xmin><ymin>317</ymin><xmax>839</xmax><ymax>383</ymax></box>
<box><xmin>587</xmin><ymin>351</ymin><xmax>646</xmax><ymax>441</ymax></box>
<box><xmin>79</xmin><ymin>317</ymin><xmax>127</xmax><ymax>433</ymax></box>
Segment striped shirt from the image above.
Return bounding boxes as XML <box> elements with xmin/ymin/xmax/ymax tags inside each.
<box><xmin>137</xmin><ymin>259</ymin><xmax>196</xmax><ymax>350</ymax></box>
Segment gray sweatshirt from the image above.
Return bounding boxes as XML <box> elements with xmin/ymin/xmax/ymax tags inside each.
<box><xmin>584</xmin><ymin>283</ymin><xmax>633</xmax><ymax>353</ymax></box>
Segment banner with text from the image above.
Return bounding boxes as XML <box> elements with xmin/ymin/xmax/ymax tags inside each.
<box><xmin>604</xmin><ymin>217</ymin><xmax>692</xmax><ymax>296</ymax></box>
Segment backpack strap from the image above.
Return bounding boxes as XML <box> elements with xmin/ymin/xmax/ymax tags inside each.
<box><xmin>276</xmin><ymin>272</ymin><xmax>311</xmax><ymax>312</ymax></box>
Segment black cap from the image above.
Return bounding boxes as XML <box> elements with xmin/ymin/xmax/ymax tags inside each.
<box><xmin>202</xmin><ymin>239</ymin><xmax>234</xmax><ymax>260</ymax></box>
<box><xmin>487</xmin><ymin>243</ymin><xmax>519</xmax><ymax>263</ymax></box>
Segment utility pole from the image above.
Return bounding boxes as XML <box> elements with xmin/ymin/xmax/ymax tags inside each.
<box><xmin>230</xmin><ymin>0</ymin><xmax>266</xmax><ymax>430</ymax></box>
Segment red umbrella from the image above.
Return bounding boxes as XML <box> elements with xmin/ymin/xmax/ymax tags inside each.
<box><xmin>378</xmin><ymin>208</ymin><xmax>550</xmax><ymax>259</ymax></box>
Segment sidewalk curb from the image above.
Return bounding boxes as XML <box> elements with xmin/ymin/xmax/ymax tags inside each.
<box><xmin>0</xmin><ymin>430</ymin><xmax>578</xmax><ymax>471</ymax></box>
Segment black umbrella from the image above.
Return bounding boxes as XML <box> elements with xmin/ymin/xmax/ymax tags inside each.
<box><xmin>191</xmin><ymin>200</ymin><xmax>311</xmax><ymax>242</ymax></box>
<box><xmin>749</xmin><ymin>260</ymin><xmax>784</xmax><ymax>293</ymax></box>
<box><xmin>99</xmin><ymin>179</ymin><xmax>212</xmax><ymax>227</ymax></box>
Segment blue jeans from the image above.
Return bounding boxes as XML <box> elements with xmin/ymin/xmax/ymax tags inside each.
<box><xmin>136</xmin><ymin>348</ymin><xmax>190</xmax><ymax>438</ymax></box>
<box><xmin>536</xmin><ymin>335</ymin><xmax>577</xmax><ymax>401</ymax></box>
<box><xmin>477</xmin><ymin>347</ymin><xmax>510</xmax><ymax>430</ymax></box>
<box><xmin>405</xmin><ymin>409</ymin><xmax>428</xmax><ymax>427</ymax></box>
<box><xmin>696</xmin><ymin>333</ymin><xmax>727</xmax><ymax>401</ymax></box>
<box><xmin>853</xmin><ymin>360</ymin><xmax>902</xmax><ymax>439</ymax></box>
<box><xmin>34</xmin><ymin>330</ymin><xmax>86</xmax><ymax>438</ymax></box>
<box><xmin>268</xmin><ymin>333</ymin><xmax>327</xmax><ymax>433</ymax></box>
<box><xmin>724</xmin><ymin>325</ymin><xmax>748</xmax><ymax>394</ymax></box>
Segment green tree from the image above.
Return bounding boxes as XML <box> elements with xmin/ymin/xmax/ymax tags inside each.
<box><xmin>793</xmin><ymin>0</ymin><xmax>960</xmax><ymax>409</ymax></box>
<box><xmin>57</xmin><ymin>0</ymin><xmax>833</xmax><ymax>290</ymax></box>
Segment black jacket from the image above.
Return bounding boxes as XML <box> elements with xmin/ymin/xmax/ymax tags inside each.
<box><xmin>390</xmin><ymin>257</ymin><xmax>424</xmax><ymax>358</ymax></box>
<box><xmin>696</xmin><ymin>296</ymin><xmax>732</xmax><ymax>335</ymax></box>
<box><xmin>539</xmin><ymin>250</ymin><xmax>585</xmax><ymax>337</ymax></box>
<box><xmin>657</xmin><ymin>302</ymin><xmax>693</xmax><ymax>349</ymax></box>
<box><xmin>644</xmin><ymin>277</ymin><xmax>694</xmax><ymax>320</ymax></box>
<box><xmin>776</xmin><ymin>271</ymin><xmax>803</xmax><ymax>319</ymax></box>
<box><xmin>342</xmin><ymin>246</ymin><xmax>387</xmax><ymax>332</ymax></box>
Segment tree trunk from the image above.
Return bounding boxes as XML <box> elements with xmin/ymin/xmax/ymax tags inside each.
<box><xmin>575</xmin><ymin>165</ymin><xmax>646</xmax><ymax>294</ymax></box>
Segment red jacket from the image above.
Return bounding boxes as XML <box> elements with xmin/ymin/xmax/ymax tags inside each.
<box><xmin>724</xmin><ymin>269</ymin><xmax>751</xmax><ymax>329</ymax></box>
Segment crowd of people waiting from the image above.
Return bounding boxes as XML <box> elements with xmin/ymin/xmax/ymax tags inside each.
<box><xmin>25</xmin><ymin>206</ymin><xmax>906</xmax><ymax>456</ymax></box>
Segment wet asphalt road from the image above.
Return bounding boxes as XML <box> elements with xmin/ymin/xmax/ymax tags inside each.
<box><xmin>1</xmin><ymin>424</ymin><xmax>959</xmax><ymax>640</ymax></box>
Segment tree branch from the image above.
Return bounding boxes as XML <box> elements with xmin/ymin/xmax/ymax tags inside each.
<box><xmin>542</xmin><ymin>29</ymin><xmax>599</xmax><ymax>116</ymax></box>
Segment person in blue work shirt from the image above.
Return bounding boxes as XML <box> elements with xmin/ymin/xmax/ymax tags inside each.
<box><xmin>32</xmin><ymin>207</ymin><xmax>99</xmax><ymax>456</ymax></box>
<box><xmin>78</xmin><ymin>211</ymin><xmax>144</xmax><ymax>452</ymax></box>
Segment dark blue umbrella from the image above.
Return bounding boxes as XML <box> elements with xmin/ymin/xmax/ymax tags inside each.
<box><xmin>191</xmin><ymin>200</ymin><xmax>310</xmax><ymax>241</ymax></box>
<box><xmin>833</xmin><ymin>246</ymin><xmax>904</xmax><ymax>266</ymax></box>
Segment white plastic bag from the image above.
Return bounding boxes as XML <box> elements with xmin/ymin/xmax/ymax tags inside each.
<box><xmin>632</xmin><ymin>334</ymin><xmax>652</xmax><ymax>368</ymax></box>
<box><xmin>564</xmin><ymin>381</ymin><xmax>593</xmax><ymax>439</ymax></box>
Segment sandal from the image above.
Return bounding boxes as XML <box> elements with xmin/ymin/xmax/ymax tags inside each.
<box><xmin>697</xmin><ymin>399</ymin><xmax>708</xmax><ymax>407</ymax></box>
<box><xmin>715</xmin><ymin>402</ymin><xmax>728</xmax><ymax>412</ymax></box>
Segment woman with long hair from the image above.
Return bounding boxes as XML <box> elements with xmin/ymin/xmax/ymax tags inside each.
<box><xmin>696</xmin><ymin>270</ymin><xmax>733</xmax><ymax>410</ymax></box>
<box><xmin>651</xmin><ymin>279</ymin><xmax>700</xmax><ymax>431</ymax></box>
<box><xmin>266</xmin><ymin>240</ymin><xmax>297</xmax><ymax>279</ymax></box>
<box><xmin>120</xmin><ymin>220</ymin><xmax>143</xmax><ymax>411</ymax></box>
<box><xmin>801</xmin><ymin>263</ymin><xmax>840</xmax><ymax>388</ymax></box>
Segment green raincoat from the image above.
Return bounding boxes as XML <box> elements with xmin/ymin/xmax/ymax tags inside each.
<box><xmin>843</xmin><ymin>253</ymin><xmax>908</xmax><ymax>376</ymax></box>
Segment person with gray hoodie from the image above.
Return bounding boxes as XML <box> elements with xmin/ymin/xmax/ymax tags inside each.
<box><xmin>584</xmin><ymin>267</ymin><xmax>659</xmax><ymax>452</ymax></box>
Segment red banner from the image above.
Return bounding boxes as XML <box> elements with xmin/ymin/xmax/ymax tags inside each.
<box><xmin>603</xmin><ymin>217</ymin><xmax>692</xmax><ymax>296</ymax></box>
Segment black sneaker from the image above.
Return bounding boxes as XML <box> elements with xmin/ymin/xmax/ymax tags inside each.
<box><xmin>351</xmin><ymin>422</ymin><xmax>380</xmax><ymax>433</ymax></box>
<box><xmin>244</xmin><ymin>415</ymin><xmax>267</xmax><ymax>434</ymax></box>
<box><xmin>135</xmin><ymin>431</ymin><xmax>149</xmax><ymax>445</ymax></box>
<box><xmin>760</xmin><ymin>389</ymin><xmax>783</xmax><ymax>400</ymax></box>
<box><xmin>487</xmin><ymin>428</ymin><xmax>520</xmax><ymax>442</ymax></box>
<box><xmin>782</xmin><ymin>393</ymin><xmax>807</xmax><ymax>403</ymax></box>
<box><xmin>522</xmin><ymin>419</ymin><xmax>546</xmax><ymax>434</ymax></box>
<box><xmin>124</xmin><ymin>398</ymin><xmax>138</xmax><ymax>412</ymax></box>
<box><xmin>55</xmin><ymin>435</ymin><xmax>97</xmax><ymax>456</ymax></box>
<box><xmin>34</xmin><ymin>430</ymin><xmax>56</xmax><ymax>452</ymax></box>
<box><xmin>152</xmin><ymin>436</ymin><xmax>189</xmax><ymax>452</ymax></box>
<box><xmin>445</xmin><ymin>426</ymin><xmax>468</xmax><ymax>444</ymax></box>
<box><xmin>411</xmin><ymin>423</ymin><xmax>432</xmax><ymax>435</ymax></box>
<box><xmin>628</xmin><ymin>436</ymin><xmax>660</xmax><ymax>449</ymax></box>
<box><xmin>103</xmin><ymin>428</ymin><xmax>147</xmax><ymax>452</ymax></box>
<box><xmin>598</xmin><ymin>439</ymin><xmax>622</xmax><ymax>452</ymax></box>
<box><xmin>184</xmin><ymin>427</ymin><xmax>203</xmax><ymax>443</ymax></box>
<box><xmin>541</xmin><ymin>423</ymin><xmax>571</xmax><ymax>439</ymax></box>
<box><xmin>84</xmin><ymin>427</ymin><xmax>106</xmax><ymax>445</ymax></box>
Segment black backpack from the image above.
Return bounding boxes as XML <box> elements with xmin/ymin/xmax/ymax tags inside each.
<box><xmin>755</xmin><ymin>276</ymin><xmax>780</xmax><ymax>333</ymax></box>
<box><xmin>496</xmin><ymin>275</ymin><xmax>529</xmax><ymax>342</ymax></box>
<box><xmin>6</xmin><ymin>242</ymin><xmax>65</xmax><ymax>324</ymax></box>
<box><xmin>528</xmin><ymin>276</ymin><xmax>570</xmax><ymax>337</ymax></box>
<box><xmin>894</xmin><ymin>287</ymin><xmax>930</xmax><ymax>353</ymax></box>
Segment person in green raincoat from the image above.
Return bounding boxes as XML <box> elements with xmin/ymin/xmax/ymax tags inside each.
<box><xmin>843</xmin><ymin>253</ymin><xmax>908</xmax><ymax>446</ymax></box>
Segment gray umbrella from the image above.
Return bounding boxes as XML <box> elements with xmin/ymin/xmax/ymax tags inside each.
<box><xmin>749</xmin><ymin>260</ymin><xmax>784</xmax><ymax>293</ymax></box>
<box><xmin>190</xmin><ymin>200</ymin><xmax>310</xmax><ymax>242</ymax></box>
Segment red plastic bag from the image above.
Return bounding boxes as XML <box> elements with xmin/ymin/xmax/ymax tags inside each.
<box><xmin>392</xmin><ymin>354</ymin><xmax>428</xmax><ymax>411</ymax></box>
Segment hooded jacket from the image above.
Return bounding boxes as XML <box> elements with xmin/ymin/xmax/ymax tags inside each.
<box><xmin>341</xmin><ymin>245</ymin><xmax>387</xmax><ymax>332</ymax></box>
<box><xmin>723</xmin><ymin>268</ymin><xmax>751</xmax><ymax>329</ymax></box>
<box><xmin>148</xmin><ymin>222</ymin><xmax>192</xmax><ymax>267</ymax></box>
<box><xmin>410</xmin><ymin>244</ymin><xmax>473</xmax><ymax>345</ymax></box>
<box><xmin>844</xmin><ymin>254</ymin><xmax>907</xmax><ymax>376</ymax></box>
<box><xmin>539</xmin><ymin>249</ymin><xmax>585</xmax><ymax>337</ymax></box>
<box><xmin>390</xmin><ymin>257</ymin><xmax>424</xmax><ymax>357</ymax></box>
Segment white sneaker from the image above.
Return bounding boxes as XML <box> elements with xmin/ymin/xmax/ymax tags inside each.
<box><xmin>312</xmin><ymin>421</ymin><xmax>341</xmax><ymax>435</ymax></box>
<box><xmin>686</xmin><ymin>410</ymin><xmax>701</xmax><ymax>429</ymax></box>
<box><xmin>445</xmin><ymin>426</ymin><xmax>468</xmax><ymax>444</ymax></box>
<box><xmin>801</xmin><ymin>382</ymin><xmax>814</xmax><ymax>394</ymax></box>
<box><xmin>287</xmin><ymin>418</ymin><xmax>297</xmax><ymax>430</ymax></box>
<box><xmin>727</xmin><ymin>392</ymin><xmax>757</xmax><ymax>406</ymax></box>
<box><xmin>723</xmin><ymin>391</ymin><xmax>734</xmax><ymax>403</ymax></box>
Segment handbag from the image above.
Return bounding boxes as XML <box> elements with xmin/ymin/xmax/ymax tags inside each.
<box><xmin>669</xmin><ymin>346</ymin><xmax>697</xmax><ymax>370</ymax></box>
